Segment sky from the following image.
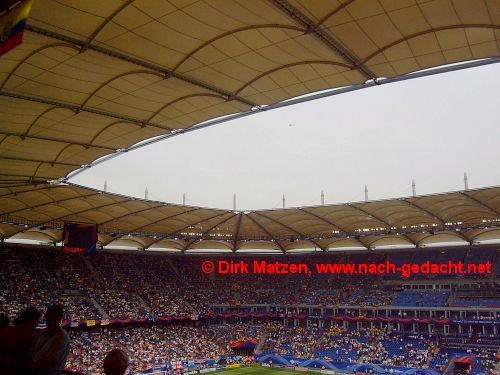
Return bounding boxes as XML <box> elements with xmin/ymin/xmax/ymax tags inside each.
<box><xmin>71</xmin><ymin>62</ymin><xmax>500</xmax><ymax>211</ymax></box>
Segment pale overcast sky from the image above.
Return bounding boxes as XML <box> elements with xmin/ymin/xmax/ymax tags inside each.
<box><xmin>71</xmin><ymin>63</ymin><xmax>500</xmax><ymax>211</ymax></box>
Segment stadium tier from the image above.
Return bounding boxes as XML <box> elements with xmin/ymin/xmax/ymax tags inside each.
<box><xmin>0</xmin><ymin>245</ymin><xmax>498</xmax><ymax>374</ymax></box>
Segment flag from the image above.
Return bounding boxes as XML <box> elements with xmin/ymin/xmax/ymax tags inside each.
<box><xmin>63</xmin><ymin>222</ymin><xmax>98</xmax><ymax>254</ymax></box>
<box><xmin>0</xmin><ymin>0</ymin><xmax>33</xmax><ymax>56</ymax></box>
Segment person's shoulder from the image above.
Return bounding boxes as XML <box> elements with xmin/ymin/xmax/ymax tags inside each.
<box><xmin>61</xmin><ymin>327</ymin><xmax>70</xmax><ymax>339</ymax></box>
<box><xmin>56</xmin><ymin>327</ymin><xmax>70</xmax><ymax>342</ymax></box>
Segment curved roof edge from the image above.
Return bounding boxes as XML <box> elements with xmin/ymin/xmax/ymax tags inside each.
<box><xmin>0</xmin><ymin>182</ymin><xmax>498</xmax><ymax>253</ymax></box>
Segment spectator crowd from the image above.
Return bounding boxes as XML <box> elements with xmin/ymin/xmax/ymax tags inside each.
<box><xmin>0</xmin><ymin>246</ymin><xmax>498</xmax><ymax>374</ymax></box>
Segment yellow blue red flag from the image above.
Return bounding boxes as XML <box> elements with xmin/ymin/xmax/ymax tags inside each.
<box><xmin>0</xmin><ymin>0</ymin><xmax>34</xmax><ymax>56</ymax></box>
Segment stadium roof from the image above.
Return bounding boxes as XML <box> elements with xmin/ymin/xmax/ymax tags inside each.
<box><xmin>0</xmin><ymin>0</ymin><xmax>499</xmax><ymax>252</ymax></box>
<box><xmin>0</xmin><ymin>182</ymin><xmax>499</xmax><ymax>252</ymax></box>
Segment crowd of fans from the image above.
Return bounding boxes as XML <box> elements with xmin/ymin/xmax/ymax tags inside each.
<box><xmin>1</xmin><ymin>247</ymin><xmax>498</xmax><ymax>322</ymax></box>
<box><xmin>343</xmin><ymin>288</ymin><xmax>394</xmax><ymax>307</ymax></box>
<box><xmin>263</xmin><ymin>323</ymin><xmax>319</xmax><ymax>358</ymax></box>
<box><xmin>66</xmin><ymin>323</ymin><xmax>263</xmax><ymax>374</ymax></box>
<box><xmin>94</xmin><ymin>290</ymin><xmax>149</xmax><ymax>320</ymax></box>
<box><xmin>0</xmin><ymin>246</ymin><xmax>498</xmax><ymax>374</ymax></box>
<box><xmin>430</xmin><ymin>347</ymin><xmax>498</xmax><ymax>374</ymax></box>
<box><xmin>261</xmin><ymin>325</ymin><xmax>436</xmax><ymax>368</ymax></box>
<box><xmin>65</xmin><ymin>322</ymin><xmax>499</xmax><ymax>374</ymax></box>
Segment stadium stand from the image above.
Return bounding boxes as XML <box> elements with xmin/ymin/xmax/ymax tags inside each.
<box><xmin>0</xmin><ymin>246</ymin><xmax>498</xmax><ymax>374</ymax></box>
<box><xmin>0</xmin><ymin>2</ymin><xmax>499</xmax><ymax>374</ymax></box>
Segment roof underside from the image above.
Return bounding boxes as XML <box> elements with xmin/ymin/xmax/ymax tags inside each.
<box><xmin>0</xmin><ymin>0</ymin><xmax>499</xmax><ymax>252</ymax></box>
<box><xmin>0</xmin><ymin>183</ymin><xmax>499</xmax><ymax>252</ymax></box>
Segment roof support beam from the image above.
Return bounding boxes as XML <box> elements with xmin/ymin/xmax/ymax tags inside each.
<box><xmin>172</xmin><ymin>24</ymin><xmax>305</xmax><ymax>72</ymax></box>
<box><xmin>314</xmin><ymin>0</ymin><xmax>356</xmax><ymax>29</ymax></box>
<box><xmin>297</xmin><ymin>208</ymin><xmax>371</xmax><ymax>250</ymax></box>
<box><xmin>1</xmin><ymin>44</ymin><xmax>80</xmax><ymax>91</ymax></box>
<box><xmin>163</xmin><ymin>211</ymin><xmax>232</xmax><ymax>239</ymax></box>
<box><xmin>268</xmin><ymin>0</ymin><xmax>375</xmax><ymax>79</ymax></box>
<box><xmin>0</xmin><ymin>154</ymin><xmax>81</xmax><ymax>167</ymax></box>
<box><xmin>200</xmin><ymin>213</ymin><xmax>237</xmax><ymax>237</ymax></box>
<box><xmin>349</xmin><ymin>235</ymin><xmax>370</xmax><ymax>250</ymax></box>
<box><xmin>245</xmin><ymin>214</ymin><xmax>285</xmax><ymax>253</ymax></box>
<box><xmin>402</xmin><ymin>199</ymin><xmax>445</xmax><ymax>224</ymax></box>
<box><xmin>348</xmin><ymin>204</ymin><xmax>418</xmax><ymax>247</ymax></box>
<box><xmin>298</xmin><ymin>208</ymin><xmax>350</xmax><ymax>233</ymax></box>
<box><xmin>2</xmin><ymin>192</ymin><xmax>101</xmax><ymax>216</ymax></box>
<box><xmin>0</xmin><ymin>131</ymin><xmax>116</xmax><ymax>151</ymax></box>
<box><xmin>25</xmin><ymin>25</ymin><xmax>256</xmax><ymax>108</ymax></box>
<box><xmin>232</xmin><ymin>212</ymin><xmax>243</xmax><ymax>252</ymax></box>
<box><xmin>97</xmin><ymin>204</ymin><xmax>163</xmax><ymax>226</ymax></box>
<box><xmin>251</xmin><ymin>212</ymin><xmax>325</xmax><ymax>251</ymax></box>
<box><xmin>0</xmin><ymin>173</ymin><xmax>52</xmax><ymax>182</ymax></box>
<box><xmin>348</xmin><ymin>204</ymin><xmax>392</xmax><ymax>229</ymax></box>
<box><xmin>455</xmin><ymin>230</ymin><xmax>473</xmax><ymax>243</ymax></box>
<box><xmin>42</xmin><ymin>199</ymin><xmax>128</xmax><ymax>222</ymax></box>
<box><xmin>0</xmin><ymin>182</ymin><xmax>43</xmax><ymax>189</ymax></box>
<box><xmin>234</xmin><ymin>60</ymin><xmax>352</xmax><ymax>95</ymax></box>
<box><xmin>0</xmin><ymin>91</ymin><xmax>173</xmax><ymax>132</ymax></box>
<box><xmin>467</xmin><ymin>228</ymin><xmax>500</xmax><ymax>242</ymax></box>
<box><xmin>363</xmin><ymin>236</ymin><xmax>404</xmax><ymax>248</ymax></box>
<box><xmin>0</xmin><ymin>183</ymin><xmax>48</xmax><ymax>196</ymax></box>
<box><xmin>0</xmin><ymin>194</ymin><xmax>47</xmax><ymax>211</ymax></box>
<box><xmin>183</xmin><ymin>239</ymin><xmax>198</xmax><ymax>251</ymax></box>
<box><xmin>361</xmin><ymin>25</ymin><xmax>500</xmax><ymax>65</ymax></box>
<box><xmin>82</xmin><ymin>0</ymin><xmax>135</xmax><ymax>50</ymax></box>
<box><xmin>5</xmin><ymin>199</ymin><xmax>129</xmax><ymax>237</ymax></box>
<box><xmin>115</xmin><ymin>208</ymin><xmax>201</xmax><ymax>235</ymax></box>
<box><xmin>459</xmin><ymin>191</ymin><xmax>500</xmax><ymax>216</ymax></box>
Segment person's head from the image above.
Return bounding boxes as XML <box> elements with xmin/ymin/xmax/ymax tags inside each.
<box><xmin>14</xmin><ymin>307</ymin><xmax>42</xmax><ymax>330</ymax></box>
<box><xmin>45</xmin><ymin>305</ymin><xmax>64</xmax><ymax>331</ymax></box>
<box><xmin>103</xmin><ymin>349</ymin><xmax>128</xmax><ymax>375</ymax></box>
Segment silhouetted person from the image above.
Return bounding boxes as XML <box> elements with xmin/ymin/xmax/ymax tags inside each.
<box><xmin>28</xmin><ymin>305</ymin><xmax>70</xmax><ymax>374</ymax></box>
<box><xmin>103</xmin><ymin>349</ymin><xmax>129</xmax><ymax>375</ymax></box>
<box><xmin>0</xmin><ymin>307</ymin><xmax>42</xmax><ymax>374</ymax></box>
<box><xmin>0</xmin><ymin>314</ymin><xmax>9</xmax><ymax>330</ymax></box>
<box><xmin>0</xmin><ymin>313</ymin><xmax>11</xmax><ymax>371</ymax></box>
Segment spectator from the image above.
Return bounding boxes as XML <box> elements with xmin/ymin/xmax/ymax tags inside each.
<box><xmin>0</xmin><ymin>313</ymin><xmax>11</xmax><ymax>372</ymax></box>
<box><xmin>103</xmin><ymin>349</ymin><xmax>128</xmax><ymax>375</ymax></box>
<box><xmin>0</xmin><ymin>314</ymin><xmax>9</xmax><ymax>330</ymax></box>
<box><xmin>29</xmin><ymin>305</ymin><xmax>70</xmax><ymax>374</ymax></box>
<box><xmin>0</xmin><ymin>307</ymin><xmax>42</xmax><ymax>374</ymax></box>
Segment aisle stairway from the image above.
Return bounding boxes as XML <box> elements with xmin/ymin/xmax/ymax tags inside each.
<box><xmin>255</xmin><ymin>334</ymin><xmax>268</xmax><ymax>354</ymax></box>
<box><xmin>90</xmin><ymin>297</ymin><xmax>109</xmax><ymax>319</ymax></box>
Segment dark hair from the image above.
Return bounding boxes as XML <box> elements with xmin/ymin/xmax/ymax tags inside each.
<box><xmin>15</xmin><ymin>307</ymin><xmax>42</xmax><ymax>325</ymax></box>
<box><xmin>103</xmin><ymin>348</ymin><xmax>128</xmax><ymax>375</ymax></box>
<box><xmin>0</xmin><ymin>314</ymin><xmax>9</xmax><ymax>329</ymax></box>
<box><xmin>46</xmin><ymin>304</ymin><xmax>64</xmax><ymax>318</ymax></box>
